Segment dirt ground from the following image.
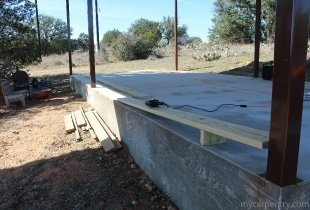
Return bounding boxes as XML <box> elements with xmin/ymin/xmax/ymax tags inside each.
<box><xmin>0</xmin><ymin>75</ymin><xmax>177</xmax><ymax>210</ymax></box>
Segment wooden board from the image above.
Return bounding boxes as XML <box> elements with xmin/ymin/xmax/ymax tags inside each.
<box><xmin>79</xmin><ymin>107</ymin><xmax>97</xmax><ymax>139</ymax></box>
<box><xmin>74</xmin><ymin>110</ymin><xmax>87</xmax><ymax>127</ymax></box>
<box><xmin>80</xmin><ymin>107</ymin><xmax>91</xmax><ymax>130</ymax></box>
<box><xmin>71</xmin><ymin>112</ymin><xmax>81</xmax><ymax>141</ymax></box>
<box><xmin>85</xmin><ymin>111</ymin><xmax>115</xmax><ymax>152</ymax></box>
<box><xmin>118</xmin><ymin>97</ymin><xmax>269</xmax><ymax>149</ymax></box>
<box><xmin>93</xmin><ymin>111</ymin><xmax>123</xmax><ymax>150</ymax></box>
<box><xmin>64</xmin><ymin>114</ymin><xmax>75</xmax><ymax>133</ymax></box>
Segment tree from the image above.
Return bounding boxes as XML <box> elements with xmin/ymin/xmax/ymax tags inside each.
<box><xmin>76</xmin><ymin>33</ymin><xmax>89</xmax><ymax>51</ymax></box>
<box><xmin>38</xmin><ymin>15</ymin><xmax>68</xmax><ymax>41</ymax></box>
<box><xmin>111</xmin><ymin>34</ymin><xmax>154</xmax><ymax>61</ymax></box>
<box><xmin>209</xmin><ymin>0</ymin><xmax>255</xmax><ymax>44</ymax></box>
<box><xmin>187</xmin><ymin>36</ymin><xmax>203</xmax><ymax>44</ymax></box>
<box><xmin>160</xmin><ymin>16</ymin><xmax>188</xmax><ymax>44</ymax></box>
<box><xmin>101</xmin><ymin>29</ymin><xmax>122</xmax><ymax>47</ymax></box>
<box><xmin>208</xmin><ymin>0</ymin><xmax>277</xmax><ymax>44</ymax></box>
<box><xmin>34</xmin><ymin>15</ymin><xmax>72</xmax><ymax>55</ymax></box>
<box><xmin>129</xmin><ymin>18</ymin><xmax>162</xmax><ymax>47</ymax></box>
<box><xmin>261</xmin><ymin>0</ymin><xmax>276</xmax><ymax>42</ymax></box>
<box><xmin>0</xmin><ymin>0</ymin><xmax>36</xmax><ymax>65</ymax></box>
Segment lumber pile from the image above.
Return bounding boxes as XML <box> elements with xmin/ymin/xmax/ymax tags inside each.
<box><xmin>64</xmin><ymin>107</ymin><xmax>122</xmax><ymax>153</ymax></box>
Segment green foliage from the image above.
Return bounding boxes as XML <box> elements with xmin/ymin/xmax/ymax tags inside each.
<box><xmin>209</xmin><ymin>0</ymin><xmax>255</xmax><ymax>44</ymax></box>
<box><xmin>38</xmin><ymin>14</ymin><xmax>68</xmax><ymax>41</ymax></box>
<box><xmin>261</xmin><ymin>0</ymin><xmax>276</xmax><ymax>42</ymax></box>
<box><xmin>36</xmin><ymin>15</ymin><xmax>71</xmax><ymax>55</ymax></box>
<box><xmin>129</xmin><ymin>18</ymin><xmax>162</xmax><ymax>47</ymax></box>
<box><xmin>193</xmin><ymin>53</ymin><xmax>221</xmax><ymax>62</ymax></box>
<box><xmin>101</xmin><ymin>29</ymin><xmax>122</xmax><ymax>47</ymax></box>
<box><xmin>0</xmin><ymin>0</ymin><xmax>37</xmax><ymax>63</ymax></box>
<box><xmin>76</xmin><ymin>33</ymin><xmax>89</xmax><ymax>51</ymax></box>
<box><xmin>209</xmin><ymin>0</ymin><xmax>277</xmax><ymax>44</ymax></box>
<box><xmin>160</xmin><ymin>16</ymin><xmax>188</xmax><ymax>44</ymax></box>
<box><xmin>54</xmin><ymin>60</ymin><xmax>64</xmax><ymax>66</ymax></box>
<box><xmin>0</xmin><ymin>0</ymin><xmax>37</xmax><ymax>79</ymax></box>
<box><xmin>111</xmin><ymin>34</ymin><xmax>154</xmax><ymax>61</ymax></box>
<box><xmin>187</xmin><ymin>37</ymin><xmax>203</xmax><ymax>44</ymax></box>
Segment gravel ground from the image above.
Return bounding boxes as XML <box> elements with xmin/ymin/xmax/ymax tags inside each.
<box><xmin>0</xmin><ymin>74</ymin><xmax>177</xmax><ymax>210</ymax></box>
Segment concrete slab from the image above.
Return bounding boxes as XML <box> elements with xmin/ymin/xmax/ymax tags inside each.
<box><xmin>71</xmin><ymin>72</ymin><xmax>310</xmax><ymax>210</ymax></box>
<box><xmin>88</xmin><ymin>71</ymin><xmax>309</xmax><ymax>181</ymax></box>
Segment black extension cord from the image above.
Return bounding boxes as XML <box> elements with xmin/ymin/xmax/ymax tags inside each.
<box><xmin>145</xmin><ymin>99</ymin><xmax>247</xmax><ymax>113</ymax></box>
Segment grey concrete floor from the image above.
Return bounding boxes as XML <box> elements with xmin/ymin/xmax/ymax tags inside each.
<box><xmin>80</xmin><ymin>71</ymin><xmax>310</xmax><ymax>181</ymax></box>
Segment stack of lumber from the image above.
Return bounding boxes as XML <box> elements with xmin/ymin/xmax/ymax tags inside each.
<box><xmin>64</xmin><ymin>107</ymin><xmax>122</xmax><ymax>153</ymax></box>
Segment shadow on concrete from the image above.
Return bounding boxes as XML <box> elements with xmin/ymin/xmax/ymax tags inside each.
<box><xmin>220</xmin><ymin>59</ymin><xmax>310</xmax><ymax>81</ymax></box>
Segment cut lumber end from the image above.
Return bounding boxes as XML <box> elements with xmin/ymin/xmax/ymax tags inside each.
<box><xmin>85</xmin><ymin>111</ymin><xmax>115</xmax><ymax>152</ymax></box>
<box><xmin>64</xmin><ymin>114</ymin><xmax>75</xmax><ymax>133</ymax></box>
<box><xmin>80</xmin><ymin>107</ymin><xmax>92</xmax><ymax>130</ymax></box>
<box><xmin>92</xmin><ymin>111</ymin><xmax>117</xmax><ymax>141</ymax></box>
<box><xmin>200</xmin><ymin>130</ymin><xmax>226</xmax><ymax>146</ymax></box>
<box><xmin>89</xmin><ymin>129</ymin><xmax>98</xmax><ymax>140</ymax></box>
<box><xmin>112</xmin><ymin>139</ymin><xmax>123</xmax><ymax>150</ymax></box>
<box><xmin>100</xmin><ymin>138</ymin><xmax>116</xmax><ymax>153</ymax></box>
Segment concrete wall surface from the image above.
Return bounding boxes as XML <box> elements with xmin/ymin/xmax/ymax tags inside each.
<box><xmin>71</xmin><ymin>75</ymin><xmax>310</xmax><ymax>210</ymax></box>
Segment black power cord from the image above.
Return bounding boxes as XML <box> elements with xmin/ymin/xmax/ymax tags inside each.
<box><xmin>145</xmin><ymin>99</ymin><xmax>247</xmax><ymax>113</ymax></box>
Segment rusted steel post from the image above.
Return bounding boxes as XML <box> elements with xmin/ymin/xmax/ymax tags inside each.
<box><xmin>253</xmin><ymin>0</ymin><xmax>261</xmax><ymax>78</ymax></box>
<box><xmin>266</xmin><ymin>0</ymin><xmax>310</xmax><ymax>187</ymax></box>
<box><xmin>95</xmin><ymin>0</ymin><xmax>100</xmax><ymax>52</ymax></box>
<box><xmin>88</xmin><ymin>0</ymin><xmax>96</xmax><ymax>87</ymax></box>
<box><xmin>66</xmin><ymin>0</ymin><xmax>73</xmax><ymax>75</ymax></box>
<box><xmin>34</xmin><ymin>0</ymin><xmax>42</xmax><ymax>62</ymax></box>
<box><xmin>174</xmin><ymin>0</ymin><xmax>178</xmax><ymax>71</ymax></box>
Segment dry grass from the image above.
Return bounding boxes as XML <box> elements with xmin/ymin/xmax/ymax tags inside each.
<box><xmin>27</xmin><ymin>43</ymin><xmax>310</xmax><ymax>79</ymax></box>
<box><xmin>27</xmin><ymin>43</ymin><xmax>277</xmax><ymax>77</ymax></box>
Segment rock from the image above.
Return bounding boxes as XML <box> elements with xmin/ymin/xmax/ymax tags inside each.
<box><xmin>150</xmin><ymin>195</ymin><xmax>158</xmax><ymax>202</ymax></box>
<box><xmin>144</xmin><ymin>183</ymin><xmax>153</xmax><ymax>192</ymax></box>
<box><xmin>132</xmin><ymin>200</ymin><xmax>138</xmax><ymax>206</ymax></box>
<box><xmin>130</xmin><ymin>164</ymin><xmax>136</xmax><ymax>169</ymax></box>
<box><xmin>167</xmin><ymin>206</ymin><xmax>176</xmax><ymax>210</ymax></box>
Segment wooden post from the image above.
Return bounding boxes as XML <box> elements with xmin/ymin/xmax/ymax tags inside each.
<box><xmin>34</xmin><ymin>0</ymin><xmax>42</xmax><ymax>62</ymax></box>
<box><xmin>95</xmin><ymin>0</ymin><xmax>100</xmax><ymax>52</ymax></box>
<box><xmin>266</xmin><ymin>0</ymin><xmax>310</xmax><ymax>187</ymax></box>
<box><xmin>88</xmin><ymin>0</ymin><xmax>96</xmax><ymax>87</ymax></box>
<box><xmin>66</xmin><ymin>0</ymin><xmax>73</xmax><ymax>75</ymax></box>
<box><xmin>253</xmin><ymin>0</ymin><xmax>261</xmax><ymax>78</ymax></box>
<box><xmin>174</xmin><ymin>0</ymin><xmax>178</xmax><ymax>71</ymax></box>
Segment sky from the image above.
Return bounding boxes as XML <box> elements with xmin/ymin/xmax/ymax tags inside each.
<box><xmin>31</xmin><ymin>0</ymin><xmax>215</xmax><ymax>42</ymax></box>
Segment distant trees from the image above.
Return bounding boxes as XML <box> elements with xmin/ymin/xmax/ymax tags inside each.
<box><xmin>75</xmin><ymin>33</ymin><xmax>89</xmax><ymax>51</ymax></box>
<box><xmin>37</xmin><ymin>15</ymin><xmax>70</xmax><ymax>55</ymax></box>
<box><xmin>111</xmin><ymin>34</ymin><xmax>154</xmax><ymax>61</ymax></box>
<box><xmin>100</xmin><ymin>29</ymin><xmax>122</xmax><ymax>47</ymax></box>
<box><xmin>0</xmin><ymin>0</ymin><xmax>37</xmax><ymax>79</ymax></box>
<box><xmin>129</xmin><ymin>18</ymin><xmax>162</xmax><ymax>47</ymax></box>
<box><xmin>208</xmin><ymin>0</ymin><xmax>277</xmax><ymax>44</ymax></box>
<box><xmin>160</xmin><ymin>16</ymin><xmax>188</xmax><ymax>45</ymax></box>
<box><xmin>187</xmin><ymin>36</ymin><xmax>203</xmax><ymax>44</ymax></box>
<box><xmin>100</xmin><ymin>17</ymin><xmax>191</xmax><ymax>61</ymax></box>
<box><xmin>38</xmin><ymin>15</ymin><xmax>68</xmax><ymax>41</ymax></box>
<box><xmin>0</xmin><ymin>0</ymin><xmax>37</xmax><ymax>63</ymax></box>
